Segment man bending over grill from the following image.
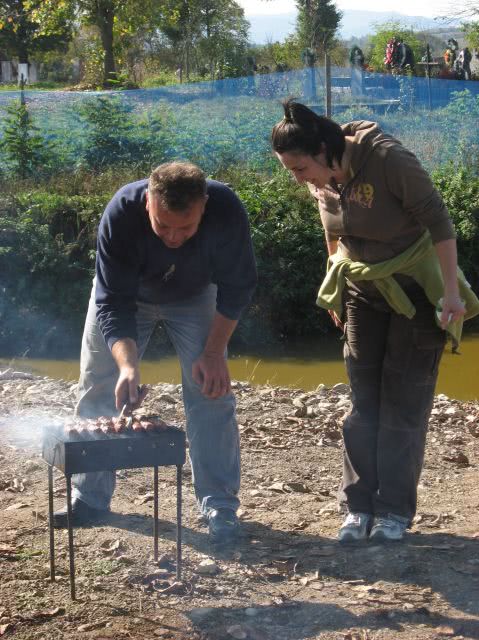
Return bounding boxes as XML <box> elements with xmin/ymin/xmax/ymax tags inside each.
<box><xmin>53</xmin><ymin>161</ymin><xmax>257</xmax><ymax>543</ymax></box>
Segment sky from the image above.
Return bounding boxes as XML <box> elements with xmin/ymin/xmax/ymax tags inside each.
<box><xmin>236</xmin><ymin>0</ymin><xmax>446</xmax><ymax>18</ymax></box>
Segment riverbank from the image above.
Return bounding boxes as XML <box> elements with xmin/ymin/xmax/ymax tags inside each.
<box><xmin>2</xmin><ymin>329</ymin><xmax>479</xmax><ymax>401</ymax></box>
<box><xmin>1</xmin><ymin>372</ymin><xmax>479</xmax><ymax>639</ymax></box>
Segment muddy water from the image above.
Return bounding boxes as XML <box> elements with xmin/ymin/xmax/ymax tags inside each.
<box><xmin>1</xmin><ymin>333</ymin><xmax>479</xmax><ymax>401</ymax></box>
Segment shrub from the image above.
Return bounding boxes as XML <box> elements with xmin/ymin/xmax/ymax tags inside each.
<box><xmin>1</xmin><ymin>161</ymin><xmax>478</xmax><ymax>356</ymax></box>
<box><xmin>77</xmin><ymin>95</ymin><xmax>175</xmax><ymax>171</ymax></box>
<box><xmin>432</xmin><ymin>164</ymin><xmax>479</xmax><ymax>292</ymax></box>
<box><xmin>0</xmin><ymin>192</ymin><xmax>106</xmax><ymax>356</ymax></box>
<box><xmin>230</xmin><ymin>168</ymin><xmax>330</xmax><ymax>342</ymax></box>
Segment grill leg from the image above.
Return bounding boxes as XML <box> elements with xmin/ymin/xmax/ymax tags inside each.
<box><xmin>153</xmin><ymin>466</ymin><xmax>159</xmax><ymax>562</ymax></box>
<box><xmin>176</xmin><ymin>465</ymin><xmax>182</xmax><ymax>581</ymax></box>
<box><xmin>66</xmin><ymin>475</ymin><xmax>76</xmax><ymax>600</ymax></box>
<box><xmin>47</xmin><ymin>465</ymin><xmax>55</xmax><ymax>581</ymax></box>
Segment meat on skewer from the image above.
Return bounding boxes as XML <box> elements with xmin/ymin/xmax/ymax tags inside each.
<box><xmin>63</xmin><ymin>413</ymin><xmax>169</xmax><ymax>437</ymax></box>
<box><xmin>138</xmin><ymin>416</ymin><xmax>167</xmax><ymax>432</ymax></box>
<box><xmin>131</xmin><ymin>419</ymin><xmax>144</xmax><ymax>432</ymax></box>
<box><xmin>64</xmin><ymin>423</ymin><xmax>81</xmax><ymax>438</ymax></box>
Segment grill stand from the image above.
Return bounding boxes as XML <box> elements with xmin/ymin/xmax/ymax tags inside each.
<box><xmin>47</xmin><ymin>464</ymin><xmax>183</xmax><ymax>600</ymax></box>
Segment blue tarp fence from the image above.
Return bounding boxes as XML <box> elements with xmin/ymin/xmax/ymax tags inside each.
<box><xmin>1</xmin><ymin>66</ymin><xmax>478</xmax><ymax>173</ymax></box>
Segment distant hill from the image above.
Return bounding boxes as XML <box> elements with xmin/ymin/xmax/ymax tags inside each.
<box><xmin>339</xmin><ymin>10</ymin><xmax>459</xmax><ymax>39</ymax></box>
<box><xmin>246</xmin><ymin>9</ymin><xmax>461</xmax><ymax>44</ymax></box>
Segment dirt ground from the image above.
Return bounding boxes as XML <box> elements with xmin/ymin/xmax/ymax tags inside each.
<box><xmin>1</xmin><ymin>370</ymin><xmax>478</xmax><ymax>640</ymax></box>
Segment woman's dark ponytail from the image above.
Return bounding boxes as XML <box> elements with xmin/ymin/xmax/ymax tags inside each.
<box><xmin>272</xmin><ymin>98</ymin><xmax>345</xmax><ymax>168</ymax></box>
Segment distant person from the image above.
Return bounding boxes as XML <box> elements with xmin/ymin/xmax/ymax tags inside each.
<box><xmin>52</xmin><ymin>162</ymin><xmax>257</xmax><ymax>544</ymax></box>
<box><xmin>384</xmin><ymin>37</ymin><xmax>398</xmax><ymax>70</ymax></box>
<box><xmin>458</xmin><ymin>47</ymin><xmax>472</xmax><ymax>80</ymax></box>
<box><xmin>394</xmin><ymin>39</ymin><xmax>415</xmax><ymax>71</ymax></box>
<box><xmin>271</xmin><ymin>99</ymin><xmax>479</xmax><ymax>544</ymax></box>
<box><xmin>349</xmin><ymin>45</ymin><xmax>365</xmax><ymax>68</ymax></box>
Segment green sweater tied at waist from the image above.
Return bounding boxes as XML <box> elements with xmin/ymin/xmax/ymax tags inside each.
<box><xmin>316</xmin><ymin>231</ymin><xmax>479</xmax><ymax>349</ymax></box>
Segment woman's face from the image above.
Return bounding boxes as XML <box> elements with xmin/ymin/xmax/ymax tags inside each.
<box><xmin>275</xmin><ymin>150</ymin><xmax>333</xmax><ymax>190</ymax></box>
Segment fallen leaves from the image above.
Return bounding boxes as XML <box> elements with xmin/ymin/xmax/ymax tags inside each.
<box><xmin>135</xmin><ymin>492</ymin><xmax>155</xmax><ymax>505</ymax></box>
<box><xmin>3</xmin><ymin>478</ymin><xmax>25</xmax><ymax>493</ymax></box>
<box><xmin>0</xmin><ymin>544</ymin><xmax>17</xmax><ymax>557</ymax></box>
<box><xmin>267</xmin><ymin>481</ymin><xmax>311</xmax><ymax>494</ymax></box>
<box><xmin>21</xmin><ymin>607</ymin><xmax>65</xmax><ymax>622</ymax></box>
<box><xmin>434</xmin><ymin>625</ymin><xmax>457</xmax><ymax>637</ymax></box>
<box><xmin>442</xmin><ymin>451</ymin><xmax>470</xmax><ymax>466</ymax></box>
<box><xmin>100</xmin><ymin>539</ymin><xmax>126</xmax><ymax>555</ymax></box>
<box><xmin>77</xmin><ymin>621</ymin><xmax>107</xmax><ymax>632</ymax></box>
<box><xmin>197</xmin><ymin>559</ymin><xmax>219</xmax><ymax>575</ymax></box>
<box><xmin>343</xmin><ymin>630</ymin><xmax>371</xmax><ymax>640</ymax></box>
<box><xmin>4</xmin><ymin>502</ymin><xmax>29</xmax><ymax>511</ymax></box>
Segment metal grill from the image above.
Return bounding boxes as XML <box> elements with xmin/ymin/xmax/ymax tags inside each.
<box><xmin>42</xmin><ymin>424</ymin><xmax>186</xmax><ymax>599</ymax></box>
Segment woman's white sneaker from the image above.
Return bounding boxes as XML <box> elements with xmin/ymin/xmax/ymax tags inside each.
<box><xmin>369</xmin><ymin>514</ymin><xmax>408</xmax><ymax>542</ymax></box>
<box><xmin>338</xmin><ymin>512</ymin><xmax>373</xmax><ymax>543</ymax></box>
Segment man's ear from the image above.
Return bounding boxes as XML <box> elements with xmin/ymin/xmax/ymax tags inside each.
<box><xmin>145</xmin><ymin>189</ymin><xmax>150</xmax><ymax>211</ymax></box>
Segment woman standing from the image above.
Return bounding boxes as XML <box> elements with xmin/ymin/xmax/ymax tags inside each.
<box><xmin>271</xmin><ymin>99</ymin><xmax>478</xmax><ymax>543</ymax></box>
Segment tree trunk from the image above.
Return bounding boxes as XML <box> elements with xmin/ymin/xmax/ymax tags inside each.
<box><xmin>17</xmin><ymin>19</ymin><xmax>29</xmax><ymax>64</ymax></box>
<box><xmin>96</xmin><ymin>1</ymin><xmax>116</xmax><ymax>85</ymax></box>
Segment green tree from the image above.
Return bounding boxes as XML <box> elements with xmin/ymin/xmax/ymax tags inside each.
<box><xmin>367</xmin><ymin>22</ymin><xmax>423</xmax><ymax>72</ymax></box>
<box><xmin>77</xmin><ymin>95</ymin><xmax>174</xmax><ymax>169</ymax></box>
<box><xmin>197</xmin><ymin>0</ymin><xmax>249</xmax><ymax>79</ymax></box>
<box><xmin>28</xmin><ymin>0</ymin><xmax>164</xmax><ymax>85</ymax></box>
<box><xmin>463</xmin><ymin>21</ymin><xmax>479</xmax><ymax>49</ymax></box>
<box><xmin>296</xmin><ymin>0</ymin><xmax>342</xmax><ymax>57</ymax></box>
<box><xmin>0</xmin><ymin>0</ymin><xmax>72</xmax><ymax>65</ymax></box>
<box><xmin>0</xmin><ymin>99</ymin><xmax>49</xmax><ymax>178</ymax></box>
<box><xmin>161</xmin><ymin>0</ymin><xmax>249</xmax><ymax>80</ymax></box>
<box><xmin>252</xmin><ymin>35</ymin><xmax>303</xmax><ymax>71</ymax></box>
<box><xmin>160</xmin><ymin>0</ymin><xmax>200</xmax><ymax>81</ymax></box>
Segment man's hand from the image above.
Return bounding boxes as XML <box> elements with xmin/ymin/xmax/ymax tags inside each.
<box><xmin>111</xmin><ymin>338</ymin><xmax>147</xmax><ymax>412</ymax></box>
<box><xmin>115</xmin><ymin>366</ymin><xmax>139</xmax><ymax>411</ymax></box>
<box><xmin>192</xmin><ymin>352</ymin><xmax>231</xmax><ymax>399</ymax></box>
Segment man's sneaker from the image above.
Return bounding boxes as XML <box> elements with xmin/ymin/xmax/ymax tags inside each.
<box><xmin>338</xmin><ymin>512</ymin><xmax>373</xmax><ymax>544</ymax></box>
<box><xmin>52</xmin><ymin>498</ymin><xmax>109</xmax><ymax>529</ymax></box>
<box><xmin>369</xmin><ymin>514</ymin><xmax>408</xmax><ymax>542</ymax></box>
<box><xmin>207</xmin><ymin>508</ymin><xmax>239</xmax><ymax>543</ymax></box>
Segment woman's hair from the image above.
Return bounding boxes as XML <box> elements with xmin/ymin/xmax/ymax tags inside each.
<box><xmin>271</xmin><ymin>98</ymin><xmax>345</xmax><ymax>168</ymax></box>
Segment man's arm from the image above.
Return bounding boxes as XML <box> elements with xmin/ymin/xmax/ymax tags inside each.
<box><xmin>95</xmin><ymin>183</ymin><xmax>145</xmax><ymax>351</ymax></box>
<box><xmin>95</xmin><ymin>183</ymin><xmax>147</xmax><ymax>410</ymax></box>
<box><xmin>192</xmin><ymin>312</ymin><xmax>238</xmax><ymax>399</ymax></box>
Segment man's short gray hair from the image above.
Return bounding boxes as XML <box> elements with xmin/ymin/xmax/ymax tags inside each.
<box><xmin>148</xmin><ymin>162</ymin><xmax>207</xmax><ymax>211</ymax></box>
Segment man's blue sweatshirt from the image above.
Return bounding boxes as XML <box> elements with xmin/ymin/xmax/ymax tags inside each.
<box><xmin>95</xmin><ymin>178</ymin><xmax>257</xmax><ymax>350</ymax></box>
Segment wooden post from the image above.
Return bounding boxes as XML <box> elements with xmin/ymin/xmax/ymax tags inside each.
<box><xmin>325</xmin><ymin>53</ymin><xmax>331</xmax><ymax>117</ymax></box>
<box><xmin>20</xmin><ymin>75</ymin><xmax>26</xmax><ymax>105</ymax></box>
<box><xmin>426</xmin><ymin>43</ymin><xmax>432</xmax><ymax>111</ymax></box>
<box><xmin>416</xmin><ymin>43</ymin><xmax>439</xmax><ymax>111</ymax></box>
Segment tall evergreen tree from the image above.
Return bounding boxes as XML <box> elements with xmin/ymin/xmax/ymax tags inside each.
<box><xmin>0</xmin><ymin>98</ymin><xmax>46</xmax><ymax>178</ymax></box>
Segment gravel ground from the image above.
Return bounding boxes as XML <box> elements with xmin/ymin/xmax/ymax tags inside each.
<box><xmin>1</xmin><ymin>370</ymin><xmax>478</xmax><ymax>640</ymax></box>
